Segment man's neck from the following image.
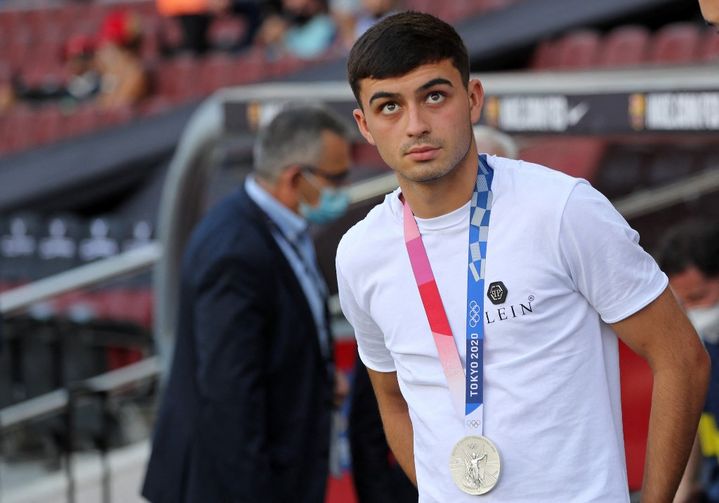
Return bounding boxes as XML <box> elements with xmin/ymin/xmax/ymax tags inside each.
<box><xmin>255</xmin><ymin>175</ymin><xmax>300</xmax><ymax>214</ymax></box>
<box><xmin>398</xmin><ymin>150</ymin><xmax>478</xmax><ymax>219</ymax></box>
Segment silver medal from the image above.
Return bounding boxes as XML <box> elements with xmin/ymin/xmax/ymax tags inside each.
<box><xmin>449</xmin><ymin>435</ymin><xmax>501</xmax><ymax>495</ymax></box>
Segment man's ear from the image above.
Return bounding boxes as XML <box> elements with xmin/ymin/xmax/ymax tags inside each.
<box><xmin>353</xmin><ymin>108</ymin><xmax>376</xmax><ymax>146</ymax></box>
<box><xmin>468</xmin><ymin>79</ymin><xmax>484</xmax><ymax>124</ymax></box>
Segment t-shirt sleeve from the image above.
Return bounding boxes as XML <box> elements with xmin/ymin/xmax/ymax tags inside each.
<box><xmin>336</xmin><ymin>249</ymin><xmax>396</xmax><ymax>372</ymax></box>
<box><xmin>558</xmin><ymin>181</ymin><xmax>668</xmax><ymax>324</ymax></box>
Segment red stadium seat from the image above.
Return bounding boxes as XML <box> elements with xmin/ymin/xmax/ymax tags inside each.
<box><xmin>198</xmin><ymin>53</ymin><xmax>234</xmax><ymax>95</ymax></box>
<box><xmin>598</xmin><ymin>25</ymin><xmax>650</xmax><ymax>68</ymax></box>
<box><xmin>32</xmin><ymin>106</ymin><xmax>64</xmax><ymax>146</ymax></box>
<box><xmin>267</xmin><ymin>55</ymin><xmax>307</xmax><ymax>79</ymax></box>
<box><xmin>227</xmin><ymin>47</ymin><xmax>267</xmax><ymax>85</ymax></box>
<box><xmin>699</xmin><ymin>29</ymin><xmax>719</xmax><ymax>62</ymax></box>
<box><xmin>4</xmin><ymin>106</ymin><xmax>35</xmax><ymax>153</ymax></box>
<box><xmin>555</xmin><ymin>30</ymin><xmax>601</xmax><ymax>69</ymax></box>
<box><xmin>475</xmin><ymin>0</ymin><xmax>519</xmax><ymax>13</ymax></box>
<box><xmin>520</xmin><ymin>137</ymin><xmax>607</xmax><ymax>181</ymax></box>
<box><xmin>353</xmin><ymin>143</ymin><xmax>387</xmax><ymax>168</ymax></box>
<box><xmin>530</xmin><ymin>39</ymin><xmax>560</xmax><ymax>70</ymax></box>
<box><xmin>649</xmin><ymin>22</ymin><xmax>701</xmax><ymax>65</ymax></box>
<box><xmin>63</xmin><ymin>104</ymin><xmax>100</xmax><ymax>138</ymax></box>
<box><xmin>155</xmin><ymin>56</ymin><xmax>200</xmax><ymax>103</ymax></box>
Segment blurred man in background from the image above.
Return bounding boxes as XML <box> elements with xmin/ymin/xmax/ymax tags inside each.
<box><xmin>255</xmin><ymin>0</ymin><xmax>336</xmax><ymax>59</ymax></box>
<box><xmin>657</xmin><ymin>221</ymin><xmax>719</xmax><ymax>503</ymax></box>
<box><xmin>142</xmin><ymin>104</ymin><xmax>352</xmax><ymax>502</ymax></box>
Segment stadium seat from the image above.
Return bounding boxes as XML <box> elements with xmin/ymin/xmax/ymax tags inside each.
<box><xmin>32</xmin><ymin>105</ymin><xmax>64</xmax><ymax>147</ymax></box>
<box><xmin>699</xmin><ymin>29</ymin><xmax>719</xmax><ymax>61</ymax></box>
<box><xmin>0</xmin><ymin>213</ymin><xmax>42</xmax><ymax>283</ymax></box>
<box><xmin>530</xmin><ymin>39</ymin><xmax>560</xmax><ymax>70</ymax></box>
<box><xmin>63</xmin><ymin>104</ymin><xmax>100</xmax><ymax>138</ymax></box>
<box><xmin>198</xmin><ymin>53</ymin><xmax>234</xmax><ymax>95</ymax></box>
<box><xmin>646</xmin><ymin>150</ymin><xmax>699</xmax><ymax>187</ymax></box>
<box><xmin>36</xmin><ymin>214</ymin><xmax>83</xmax><ymax>278</ymax></box>
<box><xmin>593</xmin><ymin>149</ymin><xmax>646</xmax><ymax>199</ymax></box>
<box><xmin>520</xmin><ymin>137</ymin><xmax>606</xmax><ymax>181</ymax></box>
<box><xmin>649</xmin><ymin>22</ymin><xmax>701</xmax><ymax>65</ymax></box>
<box><xmin>598</xmin><ymin>25</ymin><xmax>650</xmax><ymax>68</ymax></box>
<box><xmin>555</xmin><ymin>30</ymin><xmax>601</xmax><ymax>69</ymax></box>
<box><xmin>227</xmin><ymin>47</ymin><xmax>267</xmax><ymax>85</ymax></box>
<box><xmin>352</xmin><ymin>143</ymin><xmax>387</xmax><ymax>168</ymax></box>
<box><xmin>154</xmin><ymin>56</ymin><xmax>200</xmax><ymax>103</ymax></box>
<box><xmin>4</xmin><ymin>106</ymin><xmax>35</xmax><ymax>154</ymax></box>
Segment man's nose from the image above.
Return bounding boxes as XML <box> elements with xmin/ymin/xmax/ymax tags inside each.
<box><xmin>406</xmin><ymin>105</ymin><xmax>431</xmax><ymax>137</ymax></box>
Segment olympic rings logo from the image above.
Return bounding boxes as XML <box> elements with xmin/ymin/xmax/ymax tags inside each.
<box><xmin>466</xmin><ymin>419</ymin><xmax>482</xmax><ymax>429</ymax></box>
<box><xmin>469</xmin><ymin>300</ymin><xmax>481</xmax><ymax>327</ymax></box>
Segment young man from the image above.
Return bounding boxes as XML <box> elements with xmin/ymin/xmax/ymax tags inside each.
<box><xmin>143</xmin><ymin>104</ymin><xmax>352</xmax><ymax>502</ymax></box>
<box><xmin>336</xmin><ymin>11</ymin><xmax>710</xmax><ymax>502</ymax></box>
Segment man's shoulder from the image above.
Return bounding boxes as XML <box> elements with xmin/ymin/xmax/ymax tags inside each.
<box><xmin>489</xmin><ymin>155</ymin><xmax>586</xmax><ymax>211</ymax></box>
<box><xmin>490</xmin><ymin>155</ymin><xmax>581</xmax><ymax>190</ymax></box>
<box><xmin>186</xmin><ymin>190</ymin><xmax>266</xmax><ymax>262</ymax></box>
<box><xmin>337</xmin><ymin>191</ymin><xmax>398</xmax><ymax>267</ymax></box>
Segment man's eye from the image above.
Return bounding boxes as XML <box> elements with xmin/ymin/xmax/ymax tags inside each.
<box><xmin>381</xmin><ymin>102</ymin><xmax>399</xmax><ymax>115</ymax></box>
<box><xmin>427</xmin><ymin>92</ymin><xmax>445</xmax><ymax>104</ymax></box>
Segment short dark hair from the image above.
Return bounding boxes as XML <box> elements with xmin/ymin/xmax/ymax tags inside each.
<box><xmin>347</xmin><ymin>11</ymin><xmax>470</xmax><ymax>104</ymax></box>
<box><xmin>656</xmin><ymin>221</ymin><xmax>719</xmax><ymax>278</ymax></box>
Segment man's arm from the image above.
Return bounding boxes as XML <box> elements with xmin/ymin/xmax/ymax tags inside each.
<box><xmin>193</xmin><ymin>256</ymin><xmax>273</xmax><ymax>498</ymax></box>
<box><xmin>367</xmin><ymin>368</ymin><xmax>417</xmax><ymax>486</ymax></box>
<box><xmin>611</xmin><ymin>287</ymin><xmax>710</xmax><ymax>502</ymax></box>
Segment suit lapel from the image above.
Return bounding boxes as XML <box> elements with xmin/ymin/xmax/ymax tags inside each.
<box><xmin>233</xmin><ymin>186</ymin><xmax>329</xmax><ymax>361</ymax></box>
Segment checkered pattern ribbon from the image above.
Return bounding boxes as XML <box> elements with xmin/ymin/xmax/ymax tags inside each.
<box><xmin>403</xmin><ymin>155</ymin><xmax>494</xmax><ymax>433</ymax></box>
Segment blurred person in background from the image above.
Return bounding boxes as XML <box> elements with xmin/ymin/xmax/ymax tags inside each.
<box><xmin>332</xmin><ymin>0</ymin><xmax>399</xmax><ymax>48</ymax></box>
<box><xmin>699</xmin><ymin>0</ymin><xmax>719</xmax><ymax>28</ymax></box>
<box><xmin>142</xmin><ymin>104</ymin><xmax>352</xmax><ymax>502</ymax></box>
<box><xmin>94</xmin><ymin>10</ymin><xmax>149</xmax><ymax>109</ymax></box>
<box><xmin>255</xmin><ymin>0</ymin><xmax>336</xmax><ymax>59</ymax></box>
<box><xmin>657</xmin><ymin>222</ymin><xmax>719</xmax><ymax>503</ymax></box>
<box><xmin>337</xmin><ymin>12</ymin><xmax>709</xmax><ymax>501</ymax></box>
<box><xmin>61</xmin><ymin>35</ymin><xmax>102</xmax><ymax>104</ymax></box>
<box><xmin>352</xmin><ymin>0</ymin><xmax>399</xmax><ymax>38</ymax></box>
<box><xmin>348</xmin><ymin>125</ymin><xmax>515</xmax><ymax>503</ymax></box>
<box><xmin>7</xmin><ymin>34</ymin><xmax>100</xmax><ymax>107</ymax></box>
<box><xmin>156</xmin><ymin>0</ymin><xmax>264</xmax><ymax>54</ymax></box>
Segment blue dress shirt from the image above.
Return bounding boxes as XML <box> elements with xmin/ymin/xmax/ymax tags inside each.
<box><xmin>245</xmin><ymin>176</ymin><xmax>330</xmax><ymax>357</ymax></box>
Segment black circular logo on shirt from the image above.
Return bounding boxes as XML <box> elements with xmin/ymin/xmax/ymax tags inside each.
<box><xmin>487</xmin><ymin>281</ymin><xmax>508</xmax><ymax>305</ymax></box>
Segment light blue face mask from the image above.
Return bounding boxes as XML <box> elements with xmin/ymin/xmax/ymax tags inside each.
<box><xmin>299</xmin><ymin>173</ymin><xmax>350</xmax><ymax>224</ymax></box>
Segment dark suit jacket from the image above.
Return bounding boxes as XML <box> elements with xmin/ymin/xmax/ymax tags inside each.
<box><xmin>349</xmin><ymin>358</ymin><xmax>418</xmax><ymax>503</ymax></box>
<box><xmin>142</xmin><ymin>186</ymin><xmax>334</xmax><ymax>503</ymax></box>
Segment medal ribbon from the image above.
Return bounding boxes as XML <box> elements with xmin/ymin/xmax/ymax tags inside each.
<box><xmin>402</xmin><ymin>156</ymin><xmax>493</xmax><ymax>435</ymax></box>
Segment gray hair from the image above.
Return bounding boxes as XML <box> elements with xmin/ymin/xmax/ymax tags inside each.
<box><xmin>473</xmin><ymin>125</ymin><xmax>519</xmax><ymax>159</ymax></box>
<box><xmin>253</xmin><ymin>104</ymin><xmax>350</xmax><ymax>182</ymax></box>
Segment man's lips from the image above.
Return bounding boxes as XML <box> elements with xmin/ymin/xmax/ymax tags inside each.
<box><xmin>405</xmin><ymin>145</ymin><xmax>440</xmax><ymax>161</ymax></box>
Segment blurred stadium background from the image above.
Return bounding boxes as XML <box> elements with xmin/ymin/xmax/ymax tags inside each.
<box><xmin>0</xmin><ymin>0</ymin><xmax>717</xmax><ymax>501</ymax></box>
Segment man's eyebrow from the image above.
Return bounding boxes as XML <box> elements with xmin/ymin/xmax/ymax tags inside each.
<box><xmin>369</xmin><ymin>91</ymin><xmax>399</xmax><ymax>105</ymax></box>
<box><xmin>367</xmin><ymin>78</ymin><xmax>454</xmax><ymax>105</ymax></box>
<box><xmin>418</xmin><ymin>78</ymin><xmax>453</xmax><ymax>92</ymax></box>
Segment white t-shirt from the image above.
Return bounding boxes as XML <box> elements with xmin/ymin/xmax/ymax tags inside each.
<box><xmin>336</xmin><ymin>156</ymin><xmax>668</xmax><ymax>502</ymax></box>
